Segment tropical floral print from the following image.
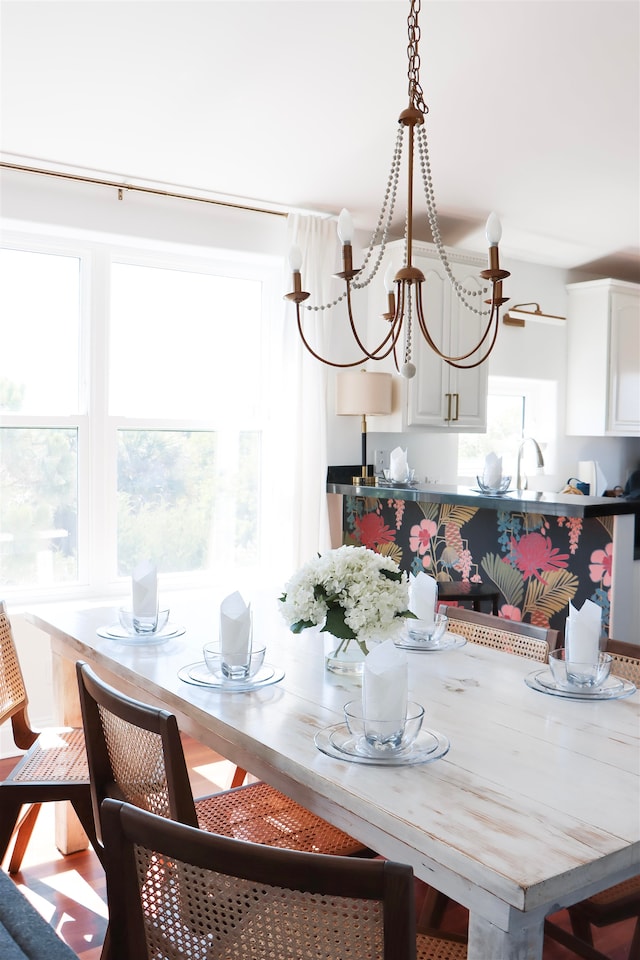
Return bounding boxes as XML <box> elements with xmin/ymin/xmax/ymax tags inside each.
<box><xmin>343</xmin><ymin>495</ymin><xmax>613</xmax><ymax>634</ymax></box>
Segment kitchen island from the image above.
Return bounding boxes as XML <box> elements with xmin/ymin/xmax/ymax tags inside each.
<box><xmin>327</xmin><ymin>481</ymin><xmax>639</xmax><ymax>643</ymax></box>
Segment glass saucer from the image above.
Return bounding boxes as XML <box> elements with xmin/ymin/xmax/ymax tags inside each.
<box><xmin>394</xmin><ymin>630</ymin><xmax>466</xmax><ymax>653</ymax></box>
<box><xmin>472</xmin><ymin>488</ymin><xmax>514</xmax><ymax>497</ymax></box>
<box><xmin>330</xmin><ymin>726</ymin><xmax>438</xmax><ymax>760</ymax></box>
<box><xmin>525</xmin><ymin>669</ymin><xmax>636</xmax><ymax>701</ymax></box>
<box><xmin>97</xmin><ymin>622</ymin><xmax>185</xmax><ymax>645</ymax></box>
<box><xmin>178</xmin><ymin>661</ymin><xmax>283</xmax><ymax>691</ymax></box>
<box><xmin>315</xmin><ymin>725</ymin><xmax>450</xmax><ymax>766</ymax></box>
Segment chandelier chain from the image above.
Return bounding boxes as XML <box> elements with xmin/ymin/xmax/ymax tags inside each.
<box><xmin>407</xmin><ymin>0</ymin><xmax>428</xmax><ymax>116</ymax></box>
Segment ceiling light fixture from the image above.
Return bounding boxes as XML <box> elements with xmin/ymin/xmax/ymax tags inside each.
<box><xmin>285</xmin><ymin>0</ymin><xmax>510</xmax><ymax>380</ymax></box>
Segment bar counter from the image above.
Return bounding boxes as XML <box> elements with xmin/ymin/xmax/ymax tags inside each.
<box><xmin>327</xmin><ymin>481</ymin><xmax>638</xmax><ymax>644</ymax></box>
<box><xmin>327</xmin><ymin>480</ymin><xmax>639</xmax><ymax>519</ymax></box>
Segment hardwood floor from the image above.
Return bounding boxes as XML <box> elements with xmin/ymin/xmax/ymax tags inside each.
<box><xmin>1</xmin><ymin>736</ymin><xmax>635</xmax><ymax>960</ymax></box>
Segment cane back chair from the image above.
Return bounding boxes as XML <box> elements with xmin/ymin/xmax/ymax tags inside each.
<box><xmin>0</xmin><ymin>601</ymin><xmax>100</xmax><ymax>873</ymax></box>
<box><xmin>440</xmin><ymin>604</ymin><xmax>557</xmax><ymax>661</ymax></box>
<box><xmin>102</xmin><ymin>797</ymin><xmax>467</xmax><ymax>960</ymax></box>
<box><xmin>76</xmin><ymin>660</ymin><xmax>367</xmax><ymax>858</ymax></box>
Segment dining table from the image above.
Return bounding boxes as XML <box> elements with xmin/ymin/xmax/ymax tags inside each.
<box><xmin>27</xmin><ymin>590</ymin><xmax>640</xmax><ymax>960</ymax></box>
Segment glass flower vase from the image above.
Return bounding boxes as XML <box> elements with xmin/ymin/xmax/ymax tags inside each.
<box><xmin>324</xmin><ymin>634</ymin><xmax>372</xmax><ymax>676</ymax></box>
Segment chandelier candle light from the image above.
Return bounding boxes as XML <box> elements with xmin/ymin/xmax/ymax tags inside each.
<box><xmin>285</xmin><ymin>0</ymin><xmax>510</xmax><ymax>378</ymax></box>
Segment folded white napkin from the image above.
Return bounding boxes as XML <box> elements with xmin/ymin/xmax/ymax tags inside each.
<box><xmin>132</xmin><ymin>561</ymin><xmax>158</xmax><ymax>617</ymax></box>
<box><xmin>565</xmin><ymin>599</ymin><xmax>601</xmax><ymax>663</ymax></box>
<box><xmin>483</xmin><ymin>452</ymin><xmax>502</xmax><ymax>488</ymax></box>
<box><xmin>363</xmin><ymin>639</ymin><xmax>408</xmax><ymax>735</ymax></box>
<box><xmin>220</xmin><ymin>591</ymin><xmax>252</xmax><ymax>665</ymax></box>
<box><xmin>390</xmin><ymin>446</ymin><xmax>409</xmax><ymax>482</ymax></box>
<box><xmin>409</xmin><ymin>572</ymin><xmax>438</xmax><ymax>625</ymax></box>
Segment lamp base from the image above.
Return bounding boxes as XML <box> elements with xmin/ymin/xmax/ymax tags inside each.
<box><xmin>353</xmin><ymin>475</ymin><xmax>376</xmax><ymax>486</ymax></box>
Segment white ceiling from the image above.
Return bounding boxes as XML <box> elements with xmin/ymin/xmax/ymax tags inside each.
<box><xmin>1</xmin><ymin>0</ymin><xmax>639</xmax><ymax>281</ymax></box>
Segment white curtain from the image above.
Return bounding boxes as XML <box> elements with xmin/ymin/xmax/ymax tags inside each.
<box><xmin>269</xmin><ymin>213</ymin><xmax>340</xmax><ymax>576</ymax></box>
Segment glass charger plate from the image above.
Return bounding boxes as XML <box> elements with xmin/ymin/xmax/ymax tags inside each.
<box><xmin>314</xmin><ymin>725</ymin><xmax>450</xmax><ymax>766</ymax></box>
<box><xmin>97</xmin><ymin>623</ymin><xmax>185</xmax><ymax>645</ymax></box>
<box><xmin>526</xmin><ymin>669</ymin><xmax>636</xmax><ymax>701</ymax></box>
<box><xmin>471</xmin><ymin>488</ymin><xmax>514</xmax><ymax>496</ymax></box>
<box><xmin>178</xmin><ymin>662</ymin><xmax>284</xmax><ymax>691</ymax></box>
<box><xmin>394</xmin><ymin>630</ymin><xmax>467</xmax><ymax>653</ymax></box>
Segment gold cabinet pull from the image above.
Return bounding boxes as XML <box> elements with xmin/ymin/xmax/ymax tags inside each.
<box><xmin>445</xmin><ymin>393</ymin><xmax>452</xmax><ymax>422</ymax></box>
<box><xmin>453</xmin><ymin>393</ymin><xmax>459</xmax><ymax>421</ymax></box>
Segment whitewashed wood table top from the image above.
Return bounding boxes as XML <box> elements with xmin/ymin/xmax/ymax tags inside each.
<box><xmin>28</xmin><ymin>592</ymin><xmax>640</xmax><ymax>960</ymax></box>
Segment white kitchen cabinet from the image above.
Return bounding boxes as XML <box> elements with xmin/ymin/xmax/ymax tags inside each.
<box><xmin>366</xmin><ymin>240</ymin><xmax>489</xmax><ymax>432</ymax></box>
<box><xmin>566</xmin><ymin>279</ymin><xmax>640</xmax><ymax>436</ymax></box>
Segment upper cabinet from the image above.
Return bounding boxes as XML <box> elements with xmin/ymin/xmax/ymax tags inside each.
<box><xmin>565</xmin><ymin>279</ymin><xmax>640</xmax><ymax>436</ymax></box>
<box><xmin>367</xmin><ymin>240</ymin><xmax>489</xmax><ymax>432</ymax></box>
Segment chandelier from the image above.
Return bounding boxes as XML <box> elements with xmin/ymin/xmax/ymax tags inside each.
<box><xmin>285</xmin><ymin>0</ymin><xmax>510</xmax><ymax>379</ymax></box>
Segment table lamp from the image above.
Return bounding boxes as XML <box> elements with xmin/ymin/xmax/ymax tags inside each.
<box><xmin>336</xmin><ymin>370</ymin><xmax>393</xmax><ymax>485</ymax></box>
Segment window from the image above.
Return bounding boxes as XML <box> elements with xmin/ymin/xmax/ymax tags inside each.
<box><xmin>0</xmin><ymin>237</ymin><xmax>282</xmax><ymax>601</ymax></box>
<box><xmin>457</xmin><ymin>375</ymin><xmax>557</xmax><ymax>482</ymax></box>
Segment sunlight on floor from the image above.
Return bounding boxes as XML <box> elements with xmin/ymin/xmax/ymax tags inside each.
<box><xmin>43</xmin><ymin>868</ymin><xmax>109</xmax><ymax>918</ymax></box>
<box><xmin>193</xmin><ymin>758</ymin><xmax>237</xmax><ymax>787</ymax></box>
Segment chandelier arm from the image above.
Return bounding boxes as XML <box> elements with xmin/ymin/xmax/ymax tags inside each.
<box><xmin>295</xmin><ymin>303</ymin><xmax>368</xmax><ymax>369</ymax></box>
<box><xmin>344</xmin><ymin>283</ymin><xmax>402</xmax><ymax>361</ymax></box>
<box><xmin>443</xmin><ymin>304</ymin><xmax>501</xmax><ymax>369</ymax></box>
<box><xmin>414</xmin><ymin>284</ymin><xmax>499</xmax><ymax>364</ymax></box>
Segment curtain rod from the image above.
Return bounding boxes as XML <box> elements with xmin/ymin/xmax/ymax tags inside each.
<box><xmin>0</xmin><ymin>160</ymin><xmax>288</xmax><ymax>219</ymax></box>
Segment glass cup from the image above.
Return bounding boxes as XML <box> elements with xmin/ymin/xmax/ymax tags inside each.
<box><xmin>119</xmin><ymin>605</ymin><xmax>168</xmax><ymax>636</ymax></box>
<box><xmin>344</xmin><ymin>700</ymin><xmax>424</xmax><ymax>752</ymax></box>
<box><xmin>203</xmin><ymin>640</ymin><xmax>265</xmax><ymax>683</ymax></box>
<box><xmin>549</xmin><ymin>648</ymin><xmax>612</xmax><ymax>688</ymax></box>
<box><xmin>407</xmin><ymin>612</ymin><xmax>448</xmax><ymax>645</ymax></box>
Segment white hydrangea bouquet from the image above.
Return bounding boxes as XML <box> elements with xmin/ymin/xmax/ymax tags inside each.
<box><xmin>279</xmin><ymin>545</ymin><xmax>413</xmax><ymax>655</ymax></box>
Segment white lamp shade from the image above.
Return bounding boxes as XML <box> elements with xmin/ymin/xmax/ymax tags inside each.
<box><xmin>336</xmin><ymin>371</ymin><xmax>393</xmax><ymax>416</ymax></box>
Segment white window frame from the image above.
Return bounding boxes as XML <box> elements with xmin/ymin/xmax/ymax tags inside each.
<box><xmin>1</xmin><ymin>229</ymin><xmax>282</xmax><ymax>605</ymax></box>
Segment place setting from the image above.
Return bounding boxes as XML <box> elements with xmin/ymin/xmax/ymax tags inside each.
<box><xmin>526</xmin><ymin>599</ymin><xmax>636</xmax><ymax>701</ymax></box>
<box><xmin>315</xmin><ymin>640</ymin><xmax>450</xmax><ymax>766</ymax></box>
<box><xmin>178</xmin><ymin>591</ymin><xmax>284</xmax><ymax>691</ymax></box>
<box><xmin>472</xmin><ymin>451</ymin><xmax>513</xmax><ymax>496</ymax></box>
<box><xmin>394</xmin><ymin>572</ymin><xmax>467</xmax><ymax>652</ymax></box>
<box><xmin>97</xmin><ymin>561</ymin><xmax>186</xmax><ymax>645</ymax></box>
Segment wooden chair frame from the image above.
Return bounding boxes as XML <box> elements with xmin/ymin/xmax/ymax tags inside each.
<box><xmin>0</xmin><ymin>601</ymin><xmax>100</xmax><ymax>873</ymax></box>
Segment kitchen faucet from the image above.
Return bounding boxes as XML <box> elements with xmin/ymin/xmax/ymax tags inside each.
<box><xmin>516</xmin><ymin>438</ymin><xmax>545</xmax><ymax>490</ymax></box>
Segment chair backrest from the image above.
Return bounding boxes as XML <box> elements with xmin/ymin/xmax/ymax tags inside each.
<box><xmin>440</xmin><ymin>604</ymin><xmax>556</xmax><ymax>662</ymax></box>
<box><xmin>101</xmin><ymin>798</ymin><xmax>417</xmax><ymax>960</ymax></box>
<box><xmin>605</xmin><ymin>638</ymin><xmax>640</xmax><ymax>685</ymax></box>
<box><xmin>76</xmin><ymin>661</ymin><xmax>198</xmax><ymax>846</ymax></box>
<box><xmin>0</xmin><ymin>600</ymin><xmax>37</xmax><ymax>750</ymax></box>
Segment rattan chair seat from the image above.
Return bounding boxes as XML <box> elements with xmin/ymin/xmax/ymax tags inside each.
<box><xmin>194</xmin><ymin>780</ymin><xmax>363</xmax><ymax>855</ymax></box>
<box><xmin>10</xmin><ymin>727</ymin><xmax>88</xmax><ymax>783</ymax></box>
<box><xmin>417</xmin><ymin>933</ymin><xmax>467</xmax><ymax>959</ymax></box>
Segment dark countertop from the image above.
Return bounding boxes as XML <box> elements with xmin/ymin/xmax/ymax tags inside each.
<box><xmin>327</xmin><ymin>481</ymin><xmax>640</xmax><ymax>519</ymax></box>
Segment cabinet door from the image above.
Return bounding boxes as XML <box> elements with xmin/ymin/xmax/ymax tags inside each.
<box><xmin>447</xmin><ymin>264</ymin><xmax>488</xmax><ymax>431</ymax></box>
<box><xmin>608</xmin><ymin>290</ymin><xmax>640</xmax><ymax>433</ymax></box>
<box><xmin>406</xmin><ymin>264</ymin><xmax>449</xmax><ymax>427</ymax></box>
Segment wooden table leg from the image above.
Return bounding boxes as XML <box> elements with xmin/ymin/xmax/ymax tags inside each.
<box><xmin>51</xmin><ymin>644</ymin><xmax>89</xmax><ymax>855</ymax></box>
